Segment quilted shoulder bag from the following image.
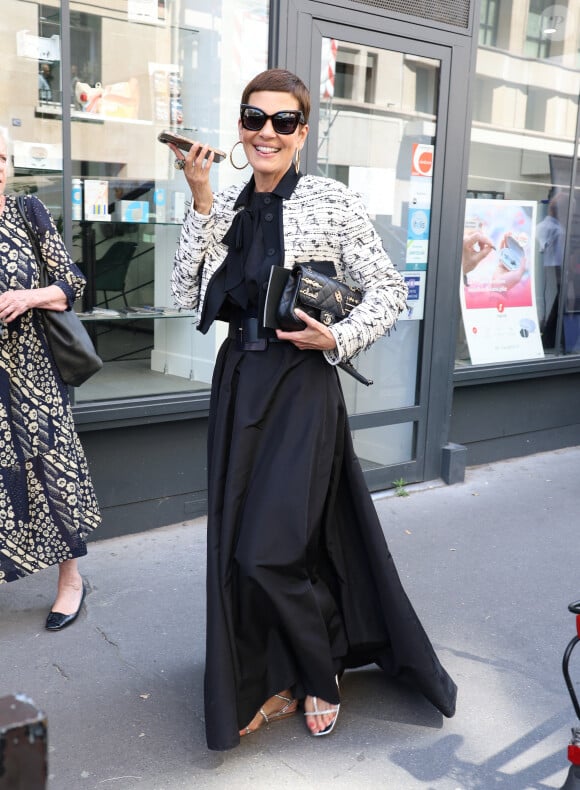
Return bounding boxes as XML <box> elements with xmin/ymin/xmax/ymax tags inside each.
<box><xmin>276</xmin><ymin>264</ymin><xmax>362</xmax><ymax>332</ymax></box>
<box><xmin>276</xmin><ymin>263</ymin><xmax>372</xmax><ymax>386</ymax></box>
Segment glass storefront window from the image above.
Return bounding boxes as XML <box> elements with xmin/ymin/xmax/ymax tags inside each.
<box><xmin>318</xmin><ymin>38</ymin><xmax>440</xmax><ymax>421</ymax></box>
<box><xmin>457</xmin><ymin>0</ymin><xmax>580</xmax><ymax>368</ymax></box>
<box><xmin>2</xmin><ymin>0</ymin><xmax>269</xmax><ymax>403</ymax></box>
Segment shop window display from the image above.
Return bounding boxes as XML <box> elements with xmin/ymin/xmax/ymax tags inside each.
<box><xmin>1</xmin><ymin>0</ymin><xmax>269</xmax><ymax>403</ymax></box>
<box><xmin>458</xmin><ymin>0</ymin><xmax>580</xmax><ymax>367</ymax></box>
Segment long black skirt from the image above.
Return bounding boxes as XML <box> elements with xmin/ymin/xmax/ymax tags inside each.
<box><xmin>204</xmin><ymin>338</ymin><xmax>457</xmax><ymax>751</ymax></box>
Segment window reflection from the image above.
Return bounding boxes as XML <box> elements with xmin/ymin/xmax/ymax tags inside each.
<box><xmin>38</xmin><ymin>5</ymin><xmax>61</xmax><ymax>105</ymax></box>
<box><xmin>70</xmin><ymin>11</ymin><xmax>102</xmax><ymax>110</ymax></box>
<box><xmin>525</xmin><ymin>0</ymin><xmax>557</xmax><ymax>59</ymax></box>
<box><xmin>3</xmin><ymin>0</ymin><xmax>270</xmax><ymax>402</ymax></box>
<box><xmin>537</xmin><ymin>188</ymin><xmax>567</xmax><ymax>347</ymax></box>
<box><xmin>457</xmin><ymin>0</ymin><xmax>580</xmax><ymax>366</ymax></box>
<box><xmin>479</xmin><ymin>0</ymin><xmax>499</xmax><ymax>46</ymax></box>
<box><xmin>318</xmin><ymin>38</ymin><xmax>439</xmax><ymax>416</ymax></box>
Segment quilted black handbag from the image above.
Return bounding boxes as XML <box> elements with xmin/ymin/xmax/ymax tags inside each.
<box><xmin>276</xmin><ymin>264</ymin><xmax>372</xmax><ymax>386</ymax></box>
<box><xmin>16</xmin><ymin>195</ymin><xmax>103</xmax><ymax>387</ymax></box>
<box><xmin>276</xmin><ymin>264</ymin><xmax>363</xmax><ymax>332</ymax></box>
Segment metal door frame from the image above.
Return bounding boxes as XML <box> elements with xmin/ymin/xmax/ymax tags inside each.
<box><xmin>272</xmin><ymin>0</ymin><xmax>475</xmax><ymax>487</ymax></box>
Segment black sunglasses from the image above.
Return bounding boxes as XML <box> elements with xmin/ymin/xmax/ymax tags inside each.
<box><xmin>240</xmin><ymin>104</ymin><xmax>305</xmax><ymax>135</ymax></box>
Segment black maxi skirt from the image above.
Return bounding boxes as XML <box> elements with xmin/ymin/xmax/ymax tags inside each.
<box><xmin>204</xmin><ymin>337</ymin><xmax>457</xmax><ymax>751</ymax></box>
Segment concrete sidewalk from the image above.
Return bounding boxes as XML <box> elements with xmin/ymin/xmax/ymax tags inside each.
<box><xmin>2</xmin><ymin>446</ymin><xmax>580</xmax><ymax>789</ymax></box>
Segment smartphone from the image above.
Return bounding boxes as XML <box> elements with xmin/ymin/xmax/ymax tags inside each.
<box><xmin>157</xmin><ymin>130</ymin><xmax>226</xmax><ymax>163</ymax></box>
<box><xmin>499</xmin><ymin>235</ymin><xmax>524</xmax><ymax>271</ymax></box>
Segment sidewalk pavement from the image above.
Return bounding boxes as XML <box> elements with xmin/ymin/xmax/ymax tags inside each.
<box><xmin>2</xmin><ymin>446</ymin><xmax>580</xmax><ymax>790</ymax></box>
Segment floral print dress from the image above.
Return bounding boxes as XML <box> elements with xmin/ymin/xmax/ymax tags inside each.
<box><xmin>0</xmin><ymin>194</ymin><xmax>101</xmax><ymax>583</ymax></box>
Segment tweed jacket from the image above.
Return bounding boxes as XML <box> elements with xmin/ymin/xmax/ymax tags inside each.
<box><xmin>171</xmin><ymin>174</ymin><xmax>408</xmax><ymax>364</ymax></box>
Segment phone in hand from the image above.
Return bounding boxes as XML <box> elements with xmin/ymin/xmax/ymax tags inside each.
<box><xmin>157</xmin><ymin>130</ymin><xmax>226</xmax><ymax>163</ymax></box>
<box><xmin>499</xmin><ymin>235</ymin><xmax>524</xmax><ymax>271</ymax></box>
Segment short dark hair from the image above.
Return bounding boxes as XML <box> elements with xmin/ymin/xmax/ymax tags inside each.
<box><xmin>241</xmin><ymin>69</ymin><xmax>311</xmax><ymax>123</ymax></box>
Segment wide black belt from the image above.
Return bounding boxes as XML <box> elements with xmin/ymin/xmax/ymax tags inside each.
<box><xmin>229</xmin><ymin>316</ymin><xmax>283</xmax><ymax>351</ymax></box>
<box><xmin>228</xmin><ymin>315</ymin><xmax>372</xmax><ymax>385</ymax></box>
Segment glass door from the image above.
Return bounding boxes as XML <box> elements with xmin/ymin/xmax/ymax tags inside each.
<box><xmin>299</xmin><ymin>20</ymin><xmax>454</xmax><ymax>489</ymax></box>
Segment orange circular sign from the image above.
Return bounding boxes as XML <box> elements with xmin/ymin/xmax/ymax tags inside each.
<box><xmin>412</xmin><ymin>144</ymin><xmax>434</xmax><ymax>177</ymax></box>
<box><xmin>418</xmin><ymin>151</ymin><xmax>433</xmax><ymax>174</ymax></box>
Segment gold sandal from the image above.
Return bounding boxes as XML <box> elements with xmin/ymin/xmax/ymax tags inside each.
<box><xmin>241</xmin><ymin>693</ymin><xmax>298</xmax><ymax>736</ymax></box>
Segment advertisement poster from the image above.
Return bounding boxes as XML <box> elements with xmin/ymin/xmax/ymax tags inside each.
<box><xmin>74</xmin><ymin>79</ymin><xmax>140</xmax><ymax>120</ymax></box>
<box><xmin>406</xmin><ymin>207</ymin><xmax>430</xmax><ymax>268</ymax></box>
<box><xmin>84</xmin><ymin>180</ymin><xmax>111</xmax><ymax>222</ymax></box>
<box><xmin>461</xmin><ymin>199</ymin><xmax>543</xmax><ymax>364</ymax></box>
<box><xmin>405</xmin><ymin>143</ymin><xmax>433</xmax><ymax>271</ymax></box>
<box><xmin>13</xmin><ymin>141</ymin><xmax>62</xmax><ymax>170</ymax></box>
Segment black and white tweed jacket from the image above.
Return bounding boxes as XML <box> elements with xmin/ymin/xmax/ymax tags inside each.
<box><xmin>171</xmin><ymin>174</ymin><xmax>408</xmax><ymax>364</ymax></box>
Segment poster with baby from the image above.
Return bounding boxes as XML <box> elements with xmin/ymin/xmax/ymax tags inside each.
<box><xmin>460</xmin><ymin>198</ymin><xmax>544</xmax><ymax>364</ymax></box>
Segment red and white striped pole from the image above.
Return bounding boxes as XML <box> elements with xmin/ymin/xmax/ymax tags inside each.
<box><xmin>321</xmin><ymin>38</ymin><xmax>337</xmax><ymax>99</ymax></box>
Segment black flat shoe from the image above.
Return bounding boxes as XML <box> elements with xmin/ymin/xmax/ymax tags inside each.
<box><xmin>45</xmin><ymin>584</ymin><xmax>86</xmax><ymax>631</ymax></box>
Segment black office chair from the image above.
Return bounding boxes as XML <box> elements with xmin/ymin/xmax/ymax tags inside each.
<box><xmin>94</xmin><ymin>241</ymin><xmax>138</xmax><ymax>307</ymax></box>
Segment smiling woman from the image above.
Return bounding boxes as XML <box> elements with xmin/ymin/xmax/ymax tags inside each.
<box><xmin>170</xmin><ymin>67</ymin><xmax>456</xmax><ymax>752</ymax></box>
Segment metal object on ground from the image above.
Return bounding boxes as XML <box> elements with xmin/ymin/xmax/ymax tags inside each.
<box><xmin>0</xmin><ymin>694</ymin><xmax>47</xmax><ymax>789</ymax></box>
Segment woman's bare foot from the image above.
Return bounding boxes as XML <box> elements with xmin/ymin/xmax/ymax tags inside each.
<box><xmin>239</xmin><ymin>689</ymin><xmax>297</xmax><ymax>736</ymax></box>
<box><xmin>304</xmin><ymin>695</ymin><xmax>339</xmax><ymax>735</ymax></box>
<box><xmin>51</xmin><ymin>559</ymin><xmax>84</xmax><ymax>615</ymax></box>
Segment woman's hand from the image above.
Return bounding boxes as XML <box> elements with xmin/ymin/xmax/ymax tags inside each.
<box><xmin>462</xmin><ymin>230</ymin><xmax>495</xmax><ymax>275</ymax></box>
<box><xmin>168</xmin><ymin>141</ymin><xmax>215</xmax><ymax>215</ymax></box>
<box><xmin>276</xmin><ymin>309</ymin><xmax>337</xmax><ymax>351</ymax></box>
<box><xmin>0</xmin><ymin>285</ymin><xmax>67</xmax><ymax>323</ymax></box>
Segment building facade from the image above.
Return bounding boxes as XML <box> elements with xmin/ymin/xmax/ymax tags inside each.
<box><xmin>2</xmin><ymin>0</ymin><xmax>579</xmax><ymax>538</ymax></box>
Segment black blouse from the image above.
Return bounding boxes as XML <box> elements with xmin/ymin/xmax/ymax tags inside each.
<box><xmin>197</xmin><ymin>166</ymin><xmax>300</xmax><ymax>334</ymax></box>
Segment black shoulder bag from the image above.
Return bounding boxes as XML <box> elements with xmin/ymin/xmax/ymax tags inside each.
<box><xmin>16</xmin><ymin>195</ymin><xmax>103</xmax><ymax>386</ymax></box>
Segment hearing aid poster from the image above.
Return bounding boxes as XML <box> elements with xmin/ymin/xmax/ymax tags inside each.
<box><xmin>460</xmin><ymin>198</ymin><xmax>543</xmax><ymax>364</ymax></box>
<box><xmin>405</xmin><ymin>144</ymin><xmax>434</xmax><ymax>270</ymax></box>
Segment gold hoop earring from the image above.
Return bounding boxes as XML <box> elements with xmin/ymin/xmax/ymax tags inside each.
<box><xmin>294</xmin><ymin>148</ymin><xmax>301</xmax><ymax>174</ymax></box>
<box><xmin>229</xmin><ymin>141</ymin><xmax>249</xmax><ymax>170</ymax></box>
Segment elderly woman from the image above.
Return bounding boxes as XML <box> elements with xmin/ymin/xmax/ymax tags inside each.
<box><xmin>0</xmin><ymin>134</ymin><xmax>100</xmax><ymax>628</ymax></box>
<box><xmin>170</xmin><ymin>68</ymin><xmax>457</xmax><ymax>750</ymax></box>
